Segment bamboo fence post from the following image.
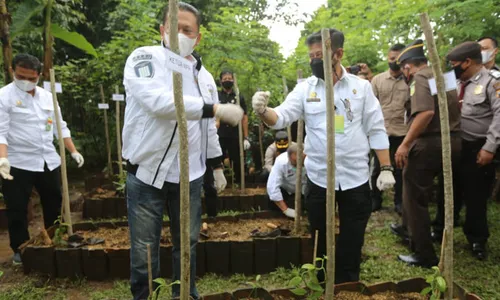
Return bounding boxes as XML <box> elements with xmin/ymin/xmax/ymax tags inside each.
<box><xmin>321</xmin><ymin>28</ymin><xmax>336</xmax><ymax>299</ymax></box>
<box><xmin>234</xmin><ymin>74</ymin><xmax>245</xmax><ymax>190</ymax></box>
<box><xmin>99</xmin><ymin>85</ymin><xmax>113</xmax><ymax>177</ymax></box>
<box><xmin>168</xmin><ymin>2</ymin><xmax>191</xmax><ymax>299</ymax></box>
<box><xmin>420</xmin><ymin>13</ymin><xmax>454</xmax><ymax>299</ymax></box>
<box><xmin>114</xmin><ymin>85</ymin><xmax>123</xmax><ymax>175</ymax></box>
<box><xmin>258</xmin><ymin>123</ymin><xmax>264</xmax><ymax>170</ymax></box>
<box><xmin>49</xmin><ymin>69</ymin><xmax>73</xmax><ymax>235</ymax></box>
<box><xmin>294</xmin><ymin>69</ymin><xmax>304</xmax><ymax>233</ymax></box>
<box><xmin>147</xmin><ymin>244</ymin><xmax>153</xmax><ymax>297</ymax></box>
<box><xmin>282</xmin><ymin>76</ymin><xmax>292</xmax><ymax>142</ymax></box>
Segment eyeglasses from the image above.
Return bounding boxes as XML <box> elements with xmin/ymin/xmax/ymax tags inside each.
<box><xmin>340</xmin><ymin>98</ymin><xmax>353</xmax><ymax>122</ymax></box>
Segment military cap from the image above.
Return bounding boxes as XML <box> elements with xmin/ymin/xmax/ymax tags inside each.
<box><xmin>446</xmin><ymin>41</ymin><xmax>482</xmax><ymax>62</ymax></box>
<box><xmin>396</xmin><ymin>39</ymin><xmax>426</xmax><ymax>65</ymax></box>
<box><xmin>275</xmin><ymin>131</ymin><xmax>289</xmax><ymax>150</ymax></box>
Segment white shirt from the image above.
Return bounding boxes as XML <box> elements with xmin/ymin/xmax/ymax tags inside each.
<box><xmin>267</xmin><ymin>152</ymin><xmax>306</xmax><ymax>201</ymax></box>
<box><xmin>0</xmin><ymin>83</ymin><xmax>71</xmax><ymax>172</ymax></box>
<box><xmin>271</xmin><ymin>67</ymin><xmax>389</xmax><ymax>190</ymax></box>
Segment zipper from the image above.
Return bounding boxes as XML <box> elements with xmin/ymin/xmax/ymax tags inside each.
<box><xmin>152</xmin><ymin>122</ymin><xmax>178</xmax><ymax>183</ymax></box>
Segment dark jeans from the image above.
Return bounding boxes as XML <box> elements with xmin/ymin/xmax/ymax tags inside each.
<box><xmin>2</xmin><ymin>165</ymin><xmax>62</xmax><ymax>252</ymax></box>
<box><xmin>371</xmin><ymin>136</ymin><xmax>404</xmax><ymax>209</ymax></box>
<box><xmin>219</xmin><ymin>137</ymin><xmax>242</xmax><ymax>183</ymax></box>
<box><xmin>127</xmin><ymin>173</ymin><xmax>203</xmax><ymax>300</ymax></box>
<box><xmin>461</xmin><ymin>139</ymin><xmax>496</xmax><ymax>245</ymax></box>
<box><xmin>305</xmin><ymin>178</ymin><xmax>371</xmax><ymax>284</ymax></box>
<box><xmin>203</xmin><ymin>166</ymin><xmax>218</xmax><ymax>217</ymax></box>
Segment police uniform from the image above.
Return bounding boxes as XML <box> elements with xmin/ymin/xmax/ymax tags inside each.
<box><xmin>397</xmin><ymin>40</ymin><xmax>462</xmax><ymax>264</ymax></box>
<box><xmin>447</xmin><ymin>42</ymin><xmax>500</xmax><ymax>256</ymax></box>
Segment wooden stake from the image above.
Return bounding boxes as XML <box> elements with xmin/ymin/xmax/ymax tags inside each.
<box><xmin>234</xmin><ymin>74</ymin><xmax>245</xmax><ymax>190</ymax></box>
<box><xmin>420</xmin><ymin>13</ymin><xmax>454</xmax><ymax>300</ymax></box>
<box><xmin>282</xmin><ymin>76</ymin><xmax>292</xmax><ymax>142</ymax></box>
<box><xmin>147</xmin><ymin>244</ymin><xmax>153</xmax><ymax>297</ymax></box>
<box><xmin>258</xmin><ymin>123</ymin><xmax>264</xmax><ymax>171</ymax></box>
<box><xmin>294</xmin><ymin>70</ymin><xmax>304</xmax><ymax>233</ymax></box>
<box><xmin>313</xmin><ymin>229</ymin><xmax>319</xmax><ymax>263</ymax></box>
<box><xmin>168</xmin><ymin>2</ymin><xmax>191</xmax><ymax>299</ymax></box>
<box><xmin>99</xmin><ymin>85</ymin><xmax>113</xmax><ymax>178</ymax></box>
<box><xmin>115</xmin><ymin>85</ymin><xmax>123</xmax><ymax>176</ymax></box>
<box><xmin>49</xmin><ymin>69</ymin><xmax>73</xmax><ymax>235</ymax></box>
<box><xmin>321</xmin><ymin>28</ymin><xmax>336</xmax><ymax>299</ymax></box>
<box><xmin>0</xmin><ymin>0</ymin><xmax>13</xmax><ymax>83</ymax></box>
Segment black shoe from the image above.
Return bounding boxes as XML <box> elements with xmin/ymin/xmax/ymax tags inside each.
<box><xmin>431</xmin><ymin>231</ymin><xmax>443</xmax><ymax>243</ymax></box>
<box><xmin>398</xmin><ymin>254</ymin><xmax>438</xmax><ymax>268</ymax></box>
<box><xmin>394</xmin><ymin>204</ymin><xmax>402</xmax><ymax>216</ymax></box>
<box><xmin>471</xmin><ymin>243</ymin><xmax>487</xmax><ymax>260</ymax></box>
<box><xmin>390</xmin><ymin>223</ymin><xmax>410</xmax><ymax>245</ymax></box>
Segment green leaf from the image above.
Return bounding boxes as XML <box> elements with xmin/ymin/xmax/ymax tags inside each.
<box><xmin>306</xmin><ymin>280</ymin><xmax>323</xmax><ymax>292</ymax></box>
<box><xmin>290</xmin><ymin>288</ymin><xmax>307</xmax><ymax>296</ymax></box>
<box><xmin>311</xmin><ymin>290</ymin><xmax>323</xmax><ymax>300</ymax></box>
<box><xmin>10</xmin><ymin>0</ymin><xmax>46</xmax><ymax>37</ymax></box>
<box><xmin>256</xmin><ymin>274</ymin><xmax>261</xmax><ymax>282</ymax></box>
<box><xmin>288</xmin><ymin>276</ymin><xmax>302</xmax><ymax>287</ymax></box>
<box><xmin>51</xmin><ymin>24</ymin><xmax>98</xmax><ymax>57</ymax></box>
<box><xmin>153</xmin><ymin>278</ymin><xmax>167</xmax><ymax>286</ymax></box>
<box><xmin>426</xmin><ymin>277</ymin><xmax>434</xmax><ymax>283</ymax></box>
<box><xmin>421</xmin><ymin>287</ymin><xmax>432</xmax><ymax>295</ymax></box>
<box><xmin>171</xmin><ymin>280</ymin><xmax>181</xmax><ymax>285</ymax></box>
<box><xmin>436</xmin><ymin>277</ymin><xmax>447</xmax><ymax>292</ymax></box>
<box><xmin>430</xmin><ymin>294</ymin><xmax>438</xmax><ymax>300</ymax></box>
<box><xmin>301</xmin><ymin>263</ymin><xmax>316</xmax><ymax>270</ymax></box>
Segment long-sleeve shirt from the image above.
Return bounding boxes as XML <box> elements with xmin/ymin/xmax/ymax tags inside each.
<box><xmin>266</xmin><ymin>152</ymin><xmax>306</xmax><ymax>201</ymax></box>
<box><xmin>0</xmin><ymin>83</ymin><xmax>71</xmax><ymax>172</ymax></box>
<box><xmin>270</xmin><ymin>66</ymin><xmax>389</xmax><ymax>190</ymax></box>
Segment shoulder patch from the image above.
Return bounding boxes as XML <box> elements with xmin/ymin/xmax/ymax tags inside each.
<box><xmin>489</xmin><ymin>69</ymin><xmax>500</xmax><ymax>80</ymax></box>
<box><xmin>134</xmin><ymin>61</ymin><xmax>155</xmax><ymax>78</ymax></box>
<box><xmin>132</xmin><ymin>54</ymin><xmax>152</xmax><ymax>62</ymax></box>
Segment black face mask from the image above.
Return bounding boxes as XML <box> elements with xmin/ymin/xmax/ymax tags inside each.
<box><xmin>453</xmin><ymin>63</ymin><xmax>467</xmax><ymax>80</ymax></box>
<box><xmin>310</xmin><ymin>58</ymin><xmax>325</xmax><ymax>80</ymax></box>
<box><xmin>389</xmin><ymin>62</ymin><xmax>401</xmax><ymax>72</ymax></box>
<box><xmin>221</xmin><ymin>81</ymin><xmax>234</xmax><ymax>90</ymax></box>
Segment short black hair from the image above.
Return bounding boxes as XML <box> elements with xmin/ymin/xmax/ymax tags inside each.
<box><xmin>389</xmin><ymin>43</ymin><xmax>406</xmax><ymax>52</ymax></box>
<box><xmin>220</xmin><ymin>70</ymin><xmax>234</xmax><ymax>80</ymax></box>
<box><xmin>477</xmin><ymin>36</ymin><xmax>498</xmax><ymax>48</ymax></box>
<box><xmin>162</xmin><ymin>2</ymin><xmax>201</xmax><ymax>30</ymax></box>
<box><xmin>12</xmin><ymin>53</ymin><xmax>42</xmax><ymax>74</ymax></box>
<box><xmin>306</xmin><ymin>29</ymin><xmax>345</xmax><ymax>51</ymax></box>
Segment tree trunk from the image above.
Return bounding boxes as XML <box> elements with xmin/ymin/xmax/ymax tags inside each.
<box><xmin>50</xmin><ymin>69</ymin><xmax>72</xmax><ymax>235</ymax></box>
<box><xmin>99</xmin><ymin>85</ymin><xmax>113</xmax><ymax>178</ymax></box>
<box><xmin>42</xmin><ymin>0</ymin><xmax>54</xmax><ymax>80</ymax></box>
<box><xmin>234</xmin><ymin>74</ymin><xmax>245</xmax><ymax>190</ymax></box>
<box><xmin>0</xmin><ymin>0</ymin><xmax>13</xmax><ymax>84</ymax></box>
<box><xmin>321</xmin><ymin>28</ymin><xmax>336</xmax><ymax>299</ymax></box>
<box><xmin>294</xmin><ymin>69</ymin><xmax>304</xmax><ymax>233</ymax></box>
<box><xmin>420</xmin><ymin>13</ymin><xmax>454</xmax><ymax>300</ymax></box>
<box><xmin>168</xmin><ymin>2</ymin><xmax>191</xmax><ymax>299</ymax></box>
<box><xmin>115</xmin><ymin>85</ymin><xmax>123</xmax><ymax>176</ymax></box>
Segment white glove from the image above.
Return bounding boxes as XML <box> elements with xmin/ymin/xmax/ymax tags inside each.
<box><xmin>71</xmin><ymin>152</ymin><xmax>85</xmax><ymax>168</ymax></box>
<box><xmin>0</xmin><ymin>158</ymin><xmax>13</xmax><ymax>180</ymax></box>
<box><xmin>213</xmin><ymin>168</ymin><xmax>227</xmax><ymax>193</ymax></box>
<box><xmin>214</xmin><ymin>104</ymin><xmax>244</xmax><ymax>127</ymax></box>
<box><xmin>244</xmin><ymin>139</ymin><xmax>251</xmax><ymax>150</ymax></box>
<box><xmin>252</xmin><ymin>91</ymin><xmax>271</xmax><ymax>115</ymax></box>
<box><xmin>283</xmin><ymin>208</ymin><xmax>296</xmax><ymax>218</ymax></box>
<box><xmin>376</xmin><ymin>170</ymin><xmax>395</xmax><ymax>191</ymax></box>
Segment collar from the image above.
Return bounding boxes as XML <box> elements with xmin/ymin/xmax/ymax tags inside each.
<box><xmin>465</xmin><ymin>67</ymin><xmax>487</xmax><ymax>84</ymax></box>
<box><xmin>385</xmin><ymin>69</ymin><xmax>403</xmax><ymax>80</ymax></box>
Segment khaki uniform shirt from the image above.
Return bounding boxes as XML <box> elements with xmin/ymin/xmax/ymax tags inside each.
<box><xmin>461</xmin><ymin>67</ymin><xmax>500</xmax><ymax>153</ymax></box>
<box><xmin>371</xmin><ymin>70</ymin><xmax>409</xmax><ymax>137</ymax></box>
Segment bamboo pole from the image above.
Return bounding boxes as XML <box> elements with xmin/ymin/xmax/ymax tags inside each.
<box><xmin>114</xmin><ymin>85</ymin><xmax>123</xmax><ymax>176</ymax></box>
<box><xmin>258</xmin><ymin>123</ymin><xmax>264</xmax><ymax>170</ymax></box>
<box><xmin>282</xmin><ymin>76</ymin><xmax>292</xmax><ymax>142</ymax></box>
<box><xmin>99</xmin><ymin>85</ymin><xmax>113</xmax><ymax>178</ymax></box>
<box><xmin>147</xmin><ymin>244</ymin><xmax>153</xmax><ymax>297</ymax></box>
<box><xmin>420</xmin><ymin>13</ymin><xmax>454</xmax><ymax>300</ymax></box>
<box><xmin>49</xmin><ymin>69</ymin><xmax>73</xmax><ymax>235</ymax></box>
<box><xmin>321</xmin><ymin>28</ymin><xmax>336</xmax><ymax>299</ymax></box>
<box><xmin>234</xmin><ymin>74</ymin><xmax>245</xmax><ymax>190</ymax></box>
<box><xmin>0</xmin><ymin>0</ymin><xmax>13</xmax><ymax>83</ymax></box>
<box><xmin>294</xmin><ymin>69</ymin><xmax>304</xmax><ymax>233</ymax></box>
<box><xmin>168</xmin><ymin>2</ymin><xmax>191</xmax><ymax>299</ymax></box>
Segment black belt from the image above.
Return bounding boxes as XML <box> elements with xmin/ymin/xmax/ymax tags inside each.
<box><xmin>126</xmin><ymin>161</ymin><xmax>138</xmax><ymax>176</ymax></box>
<box><xmin>420</xmin><ymin>131</ymin><xmax>460</xmax><ymax>138</ymax></box>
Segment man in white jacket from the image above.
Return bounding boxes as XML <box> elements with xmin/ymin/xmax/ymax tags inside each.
<box><xmin>122</xmin><ymin>3</ymin><xmax>243</xmax><ymax>299</ymax></box>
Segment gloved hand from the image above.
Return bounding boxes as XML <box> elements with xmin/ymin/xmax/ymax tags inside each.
<box><xmin>244</xmin><ymin>138</ymin><xmax>251</xmax><ymax>150</ymax></box>
<box><xmin>376</xmin><ymin>170</ymin><xmax>395</xmax><ymax>191</ymax></box>
<box><xmin>215</xmin><ymin>104</ymin><xmax>244</xmax><ymax>127</ymax></box>
<box><xmin>71</xmin><ymin>152</ymin><xmax>85</xmax><ymax>168</ymax></box>
<box><xmin>213</xmin><ymin>168</ymin><xmax>227</xmax><ymax>193</ymax></box>
<box><xmin>0</xmin><ymin>158</ymin><xmax>13</xmax><ymax>180</ymax></box>
<box><xmin>283</xmin><ymin>208</ymin><xmax>296</xmax><ymax>218</ymax></box>
<box><xmin>252</xmin><ymin>91</ymin><xmax>271</xmax><ymax>115</ymax></box>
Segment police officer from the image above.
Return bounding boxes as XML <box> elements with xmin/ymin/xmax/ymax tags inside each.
<box><xmin>446</xmin><ymin>41</ymin><xmax>500</xmax><ymax>260</ymax></box>
<box><xmin>252</xmin><ymin>29</ymin><xmax>395</xmax><ymax>283</ymax></box>
<box><xmin>263</xmin><ymin>131</ymin><xmax>296</xmax><ymax>172</ymax></box>
<box><xmin>122</xmin><ymin>3</ymin><xmax>243</xmax><ymax>299</ymax></box>
<box><xmin>478</xmin><ymin>36</ymin><xmax>499</xmax><ymax>71</ymax></box>
<box><xmin>0</xmin><ymin>54</ymin><xmax>84</xmax><ymax>264</ymax></box>
<box><xmin>218</xmin><ymin>70</ymin><xmax>250</xmax><ymax>183</ymax></box>
<box><xmin>394</xmin><ymin>40</ymin><xmax>461</xmax><ymax>267</ymax></box>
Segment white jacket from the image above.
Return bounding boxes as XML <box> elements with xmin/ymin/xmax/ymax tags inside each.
<box><xmin>122</xmin><ymin>46</ymin><xmax>222</xmax><ymax>189</ymax></box>
<box><xmin>267</xmin><ymin>152</ymin><xmax>306</xmax><ymax>201</ymax></box>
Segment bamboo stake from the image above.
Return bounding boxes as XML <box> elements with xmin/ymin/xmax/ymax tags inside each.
<box><xmin>147</xmin><ymin>244</ymin><xmax>153</xmax><ymax>297</ymax></box>
<box><xmin>313</xmin><ymin>229</ymin><xmax>319</xmax><ymax>263</ymax></box>
<box><xmin>294</xmin><ymin>70</ymin><xmax>304</xmax><ymax>233</ymax></box>
<box><xmin>420</xmin><ymin>13</ymin><xmax>454</xmax><ymax>300</ymax></box>
<box><xmin>282</xmin><ymin>76</ymin><xmax>292</xmax><ymax>142</ymax></box>
<box><xmin>99</xmin><ymin>85</ymin><xmax>113</xmax><ymax>178</ymax></box>
<box><xmin>258</xmin><ymin>123</ymin><xmax>264</xmax><ymax>171</ymax></box>
<box><xmin>321</xmin><ymin>28</ymin><xmax>336</xmax><ymax>299</ymax></box>
<box><xmin>168</xmin><ymin>2</ymin><xmax>191</xmax><ymax>299</ymax></box>
<box><xmin>234</xmin><ymin>74</ymin><xmax>245</xmax><ymax>190</ymax></box>
<box><xmin>115</xmin><ymin>85</ymin><xmax>123</xmax><ymax>176</ymax></box>
<box><xmin>49</xmin><ymin>69</ymin><xmax>73</xmax><ymax>235</ymax></box>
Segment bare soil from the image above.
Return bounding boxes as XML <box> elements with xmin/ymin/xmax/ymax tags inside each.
<box><xmin>87</xmin><ymin>188</ymin><xmax>119</xmax><ymax>199</ymax></box>
<box><xmin>219</xmin><ymin>187</ymin><xmax>267</xmax><ymax>196</ymax></box>
<box><xmin>335</xmin><ymin>291</ymin><xmax>427</xmax><ymax>300</ymax></box>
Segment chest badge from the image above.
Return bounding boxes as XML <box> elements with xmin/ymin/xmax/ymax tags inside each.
<box><xmin>46</xmin><ymin>117</ymin><xmax>53</xmax><ymax>132</ymax></box>
<box><xmin>474</xmin><ymin>85</ymin><xmax>483</xmax><ymax>95</ymax></box>
<box><xmin>353</xmin><ymin>89</ymin><xmax>357</xmax><ymax>95</ymax></box>
<box><xmin>306</xmin><ymin>91</ymin><xmax>320</xmax><ymax>102</ymax></box>
<box><xmin>16</xmin><ymin>100</ymin><xmax>23</xmax><ymax>107</ymax></box>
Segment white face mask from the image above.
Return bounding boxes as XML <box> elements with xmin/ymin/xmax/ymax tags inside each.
<box><xmin>14</xmin><ymin>76</ymin><xmax>38</xmax><ymax>92</ymax></box>
<box><xmin>163</xmin><ymin>32</ymin><xmax>197</xmax><ymax>57</ymax></box>
<box><xmin>481</xmin><ymin>50</ymin><xmax>495</xmax><ymax>64</ymax></box>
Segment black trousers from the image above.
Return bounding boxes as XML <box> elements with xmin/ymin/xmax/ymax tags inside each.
<box><xmin>219</xmin><ymin>137</ymin><xmax>242</xmax><ymax>183</ymax></box>
<box><xmin>306</xmin><ymin>178</ymin><xmax>371</xmax><ymax>284</ymax></box>
<box><xmin>371</xmin><ymin>136</ymin><xmax>405</xmax><ymax>209</ymax></box>
<box><xmin>461</xmin><ymin>139</ymin><xmax>495</xmax><ymax>245</ymax></box>
<box><xmin>203</xmin><ymin>165</ymin><xmax>218</xmax><ymax>217</ymax></box>
<box><xmin>433</xmin><ymin>173</ymin><xmax>463</xmax><ymax>234</ymax></box>
<box><xmin>2</xmin><ymin>164</ymin><xmax>62</xmax><ymax>252</ymax></box>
